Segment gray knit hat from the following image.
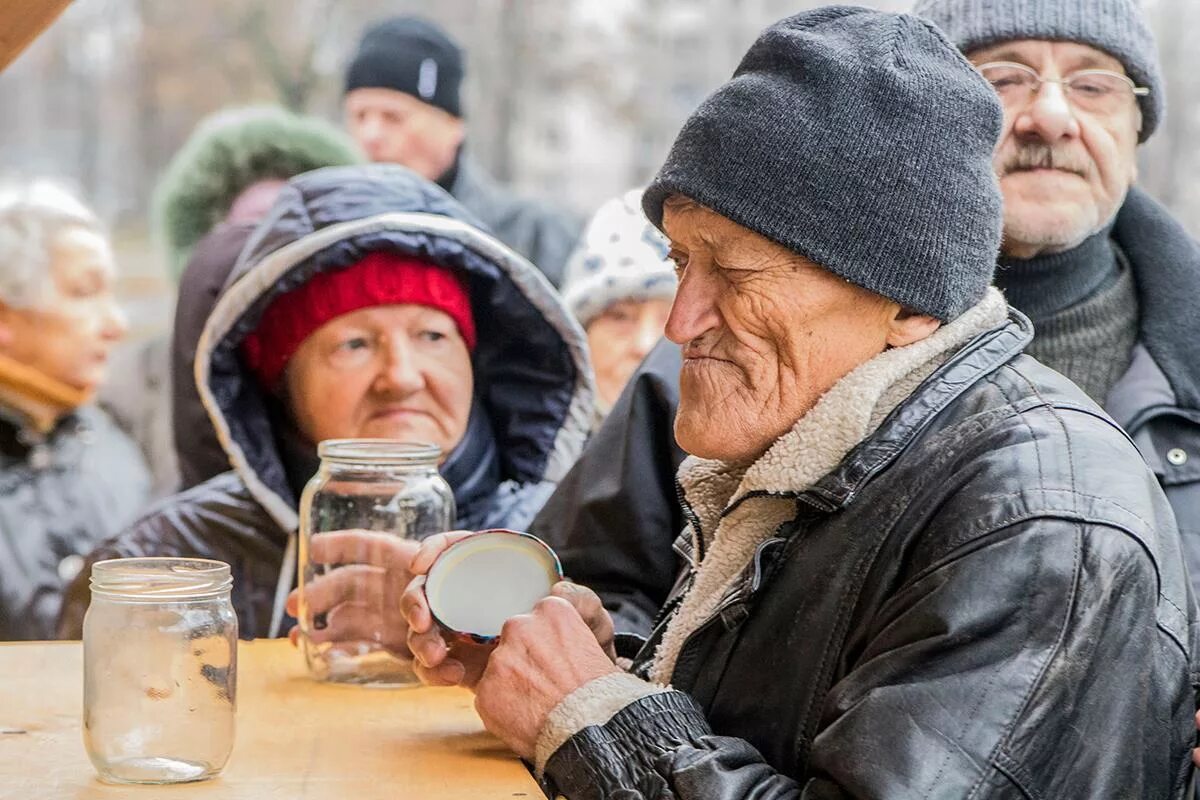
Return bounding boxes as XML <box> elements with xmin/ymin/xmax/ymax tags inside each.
<box><xmin>913</xmin><ymin>0</ymin><xmax>1163</xmax><ymax>141</ymax></box>
<box><xmin>643</xmin><ymin>6</ymin><xmax>1003</xmax><ymax>322</ymax></box>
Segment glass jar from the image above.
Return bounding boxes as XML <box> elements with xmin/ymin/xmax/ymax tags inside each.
<box><xmin>298</xmin><ymin>440</ymin><xmax>455</xmax><ymax>686</ymax></box>
<box><xmin>83</xmin><ymin>557</ymin><xmax>237</xmax><ymax>785</ymax></box>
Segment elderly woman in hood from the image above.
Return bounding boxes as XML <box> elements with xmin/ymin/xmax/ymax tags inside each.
<box><xmin>60</xmin><ymin>164</ymin><xmax>592</xmax><ymax>640</ymax></box>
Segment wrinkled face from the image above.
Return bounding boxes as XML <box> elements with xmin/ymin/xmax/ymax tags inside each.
<box><xmin>0</xmin><ymin>226</ymin><xmax>127</xmax><ymax>391</ymax></box>
<box><xmin>969</xmin><ymin>40</ymin><xmax>1143</xmax><ymax>258</ymax></box>
<box><xmin>586</xmin><ymin>297</ymin><xmax>673</xmax><ymax>409</ymax></box>
<box><xmin>284</xmin><ymin>304</ymin><xmax>474</xmax><ymax>457</ymax></box>
<box><xmin>344</xmin><ymin>88</ymin><xmax>465</xmax><ymax>180</ymax></box>
<box><xmin>663</xmin><ymin>199</ymin><xmax>914</xmax><ymax>463</ymax></box>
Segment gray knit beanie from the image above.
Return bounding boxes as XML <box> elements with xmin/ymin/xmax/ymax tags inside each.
<box><xmin>913</xmin><ymin>0</ymin><xmax>1163</xmax><ymax>141</ymax></box>
<box><xmin>643</xmin><ymin>6</ymin><xmax>1003</xmax><ymax>322</ymax></box>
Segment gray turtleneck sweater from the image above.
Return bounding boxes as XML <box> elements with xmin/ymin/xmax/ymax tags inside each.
<box><xmin>994</xmin><ymin>226</ymin><xmax>1140</xmax><ymax>405</ymax></box>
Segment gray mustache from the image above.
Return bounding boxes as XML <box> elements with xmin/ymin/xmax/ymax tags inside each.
<box><xmin>1001</xmin><ymin>144</ymin><xmax>1092</xmax><ymax>178</ymax></box>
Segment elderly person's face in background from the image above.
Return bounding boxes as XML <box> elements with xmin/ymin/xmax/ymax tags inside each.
<box><xmin>587</xmin><ymin>298</ymin><xmax>672</xmax><ymax>408</ymax></box>
<box><xmin>284</xmin><ymin>303</ymin><xmax>473</xmax><ymax>457</ymax></box>
<box><xmin>970</xmin><ymin>40</ymin><xmax>1143</xmax><ymax>259</ymax></box>
<box><xmin>344</xmin><ymin>88</ymin><xmax>464</xmax><ymax>181</ymax></box>
<box><xmin>663</xmin><ymin>198</ymin><xmax>940</xmax><ymax>463</ymax></box>
<box><xmin>0</xmin><ymin>225</ymin><xmax>127</xmax><ymax>391</ymax></box>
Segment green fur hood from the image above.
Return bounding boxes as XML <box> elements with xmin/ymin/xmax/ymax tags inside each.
<box><xmin>152</xmin><ymin>107</ymin><xmax>361</xmax><ymax>281</ymax></box>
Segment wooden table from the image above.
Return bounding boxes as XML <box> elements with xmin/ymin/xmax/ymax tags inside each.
<box><xmin>0</xmin><ymin>640</ymin><xmax>542</xmax><ymax>799</ymax></box>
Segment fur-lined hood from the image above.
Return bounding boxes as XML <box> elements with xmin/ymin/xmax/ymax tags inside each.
<box><xmin>153</xmin><ymin>107</ymin><xmax>361</xmax><ymax>281</ymax></box>
<box><xmin>196</xmin><ymin>163</ymin><xmax>595</xmax><ymax>536</ymax></box>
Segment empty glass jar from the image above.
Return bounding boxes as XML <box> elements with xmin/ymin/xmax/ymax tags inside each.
<box><xmin>83</xmin><ymin>557</ymin><xmax>237</xmax><ymax>784</ymax></box>
<box><xmin>298</xmin><ymin>440</ymin><xmax>455</xmax><ymax>686</ymax></box>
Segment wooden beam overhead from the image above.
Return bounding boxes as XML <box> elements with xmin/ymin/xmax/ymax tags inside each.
<box><xmin>0</xmin><ymin>0</ymin><xmax>73</xmax><ymax>73</ymax></box>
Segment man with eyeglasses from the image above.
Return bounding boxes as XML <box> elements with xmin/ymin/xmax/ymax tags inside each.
<box><xmin>910</xmin><ymin>0</ymin><xmax>1200</xmax><ymax>593</ymax></box>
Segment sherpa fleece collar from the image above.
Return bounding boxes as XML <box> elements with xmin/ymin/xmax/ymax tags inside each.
<box><xmin>650</xmin><ymin>288</ymin><xmax>1009</xmax><ymax>684</ymax></box>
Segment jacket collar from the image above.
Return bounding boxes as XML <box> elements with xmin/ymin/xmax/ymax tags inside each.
<box><xmin>677</xmin><ymin>288</ymin><xmax>1018</xmax><ymax>534</ymax></box>
<box><xmin>448</xmin><ymin>156</ymin><xmax>500</xmax><ymax>211</ymax></box>
<box><xmin>440</xmin><ymin>397</ymin><xmax>503</xmax><ymax>520</ymax></box>
<box><xmin>1114</xmin><ymin>187</ymin><xmax>1200</xmax><ymax>411</ymax></box>
<box><xmin>0</xmin><ymin>403</ymin><xmax>89</xmax><ymax>465</ymax></box>
<box><xmin>655</xmin><ymin>290</ymin><xmax>1015</xmax><ymax>686</ymax></box>
<box><xmin>807</xmin><ymin>304</ymin><xmax>1031</xmax><ymax>512</ymax></box>
<box><xmin>1105</xmin><ymin>343</ymin><xmax>1177</xmax><ymax>431</ymax></box>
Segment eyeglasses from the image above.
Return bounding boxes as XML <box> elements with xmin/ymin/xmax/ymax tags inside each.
<box><xmin>976</xmin><ymin>61</ymin><xmax>1149</xmax><ymax>114</ymax></box>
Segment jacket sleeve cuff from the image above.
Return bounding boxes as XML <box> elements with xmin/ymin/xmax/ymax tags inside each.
<box><xmin>534</xmin><ymin>671</ymin><xmax>668</xmax><ymax>774</ymax></box>
<box><xmin>541</xmin><ymin>690</ymin><xmax>714</xmax><ymax>799</ymax></box>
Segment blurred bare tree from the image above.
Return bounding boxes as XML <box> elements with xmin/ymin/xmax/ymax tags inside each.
<box><xmin>1139</xmin><ymin>0</ymin><xmax>1199</xmax><ymax>222</ymax></box>
<box><xmin>1</xmin><ymin>0</ymin><xmax>1196</xmax><ymax>236</ymax></box>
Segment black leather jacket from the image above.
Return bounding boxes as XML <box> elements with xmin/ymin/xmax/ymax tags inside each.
<box><xmin>543</xmin><ymin>311</ymin><xmax>1199</xmax><ymax>799</ymax></box>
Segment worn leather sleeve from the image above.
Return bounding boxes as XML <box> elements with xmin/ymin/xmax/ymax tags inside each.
<box><xmin>543</xmin><ymin>517</ymin><xmax>1195</xmax><ymax>799</ymax></box>
<box><xmin>531</xmin><ymin>340</ymin><xmax>686</xmax><ymax>637</ymax></box>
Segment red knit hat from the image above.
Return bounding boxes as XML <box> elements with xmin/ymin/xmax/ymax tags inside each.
<box><xmin>241</xmin><ymin>252</ymin><xmax>475</xmax><ymax>389</ymax></box>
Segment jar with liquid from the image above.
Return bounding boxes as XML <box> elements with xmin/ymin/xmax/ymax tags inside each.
<box><xmin>298</xmin><ymin>440</ymin><xmax>455</xmax><ymax>686</ymax></box>
<box><xmin>83</xmin><ymin>557</ymin><xmax>237</xmax><ymax>784</ymax></box>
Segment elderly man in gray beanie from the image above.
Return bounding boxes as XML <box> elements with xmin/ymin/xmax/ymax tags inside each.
<box><xmin>395</xmin><ymin>7</ymin><xmax>1197</xmax><ymax>798</ymax></box>
<box><xmin>527</xmin><ymin>0</ymin><xmax>1200</xmax><ymax>657</ymax></box>
<box><xmin>914</xmin><ymin>0</ymin><xmax>1200</xmax><ymax>594</ymax></box>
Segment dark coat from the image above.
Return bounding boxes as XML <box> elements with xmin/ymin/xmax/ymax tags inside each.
<box><xmin>59</xmin><ymin>165</ymin><xmax>593</xmax><ymax>640</ymax></box>
<box><xmin>531</xmin><ymin>340</ymin><xmax>686</xmax><ymax>636</ymax></box>
<box><xmin>543</xmin><ymin>311</ymin><xmax>1198</xmax><ymax>799</ymax></box>
<box><xmin>171</xmin><ymin>222</ymin><xmax>257</xmax><ymax>490</ymax></box>
<box><xmin>99</xmin><ymin>334</ymin><xmax>177</xmax><ymax>498</ymax></box>
<box><xmin>535</xmin><ymin>188</ymin><xmax>1200</xmax><ymax>632</ymax></box>
<box><xmin>450</xmin><ymin>158</ymin><xmax>581</xmax><ymax>288</ymax></box>
<box><xmin>0</xmin><ymin>406</ymin><xmax>150</xmax><ymax>640</ymax></box>
<box><xmin>1107</xmin><ymin>189</ymin><xmax>1200</xmax><ymax>595</ymax></box>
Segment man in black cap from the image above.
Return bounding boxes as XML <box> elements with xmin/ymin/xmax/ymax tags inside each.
<box><xmin>344</xmin><ymin>16</ymin><xmax>580</xmax><ymax>286</ymax></box>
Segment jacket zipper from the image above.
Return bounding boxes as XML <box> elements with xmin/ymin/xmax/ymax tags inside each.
<box><xmin>664</xmin><ymin>493</ymin><xmax>830</xmax><ymax>681</ymax></box>
<box><xmin>675</xmin><ymin>480</ymin><xmax>705</xmax><ymax>563</ymax></box>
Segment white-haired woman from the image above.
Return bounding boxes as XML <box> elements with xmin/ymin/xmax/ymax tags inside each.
<box><xmin>0</xmin><ymin>181</ymin><xmax>150</xmax><ymax>640</ymax></box>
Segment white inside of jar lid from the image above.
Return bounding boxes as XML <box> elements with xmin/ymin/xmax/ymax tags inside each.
<box><xmin>425</xmin><ymin>533</ymin><xmax>559</xmax><ymax>638</ymax></box>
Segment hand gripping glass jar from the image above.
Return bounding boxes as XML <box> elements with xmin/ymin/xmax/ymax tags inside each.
<box><xmin>298</xmin><ymin>440</ymin><xmax>455</xmax><ymax>686</ymax></box>
<box><xmin>83</xmin><ymin>557</ymin><xmax>237</xmax><ymax>784</ymax></box>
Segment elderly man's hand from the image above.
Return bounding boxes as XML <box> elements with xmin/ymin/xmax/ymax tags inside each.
<box><xmin>474</xmin><ymin>595</ymin><xmax>621</xmax><ymax>760</ymax></box>
<box><xmin>286</xmin><ymin>530</ymin><xmax>421</xmax><ymax>657</ymax></box>
<box><xmin>401</xmin><ymin>531</ymin><xmax>619</xmax><ymax>690</ymax></box>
